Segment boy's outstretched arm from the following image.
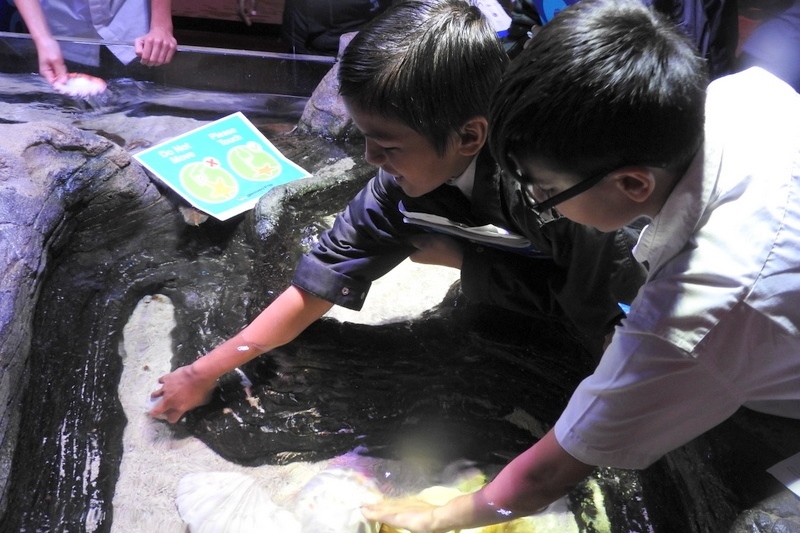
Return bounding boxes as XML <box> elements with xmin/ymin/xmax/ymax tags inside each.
<box><xmin>149</xmin><ymin>285</ymin><xmax>333</xmax><ymax>423</ymax></box>
<box><xmin>362</xmin><ymin>430</ymin><xmax>594</xmax><ymax>532</ymax></box>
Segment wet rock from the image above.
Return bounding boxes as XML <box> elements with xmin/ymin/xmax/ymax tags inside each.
<box><xmin>296</xmin><ymin>32</ymin><xmax>360</xmax><ymax>140</ymax></box>
<box><xmin>641</xmin><ymin>409</ymin><xmax>800</xmax><ymax>533</ymax></box>
<box><xmin>730</xmin><ymin>491</ymin><xmax>800</xmax><ymax>533</ymax></box>
<box><xmin>0</xmin><ymin>120</ymin><xmax>172</xmax><ymax>529</ymax></box>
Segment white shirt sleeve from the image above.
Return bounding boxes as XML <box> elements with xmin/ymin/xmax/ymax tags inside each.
<box><xmin>554</xmin><ymin>321</ymin><xmax>742</xmax><ymax>469</ymax></box>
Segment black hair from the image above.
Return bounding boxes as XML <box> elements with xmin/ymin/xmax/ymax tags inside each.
<box><xmin>338</xmin><ymin>0</ymin><xmax>509</xmax><ymax>155</ymax></box>
<box><xmin>489</xmin><ymin>0</ymin><xmax>708</xmax><ymax>179</ymax></box>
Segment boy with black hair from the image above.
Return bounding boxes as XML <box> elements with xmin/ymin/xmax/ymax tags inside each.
<box><xmin>363</xmin><ymin>0</ymin><xmax>800</xmax><ymax>530</ymax></box>
<box><xmin>150</xmin><ymin>0</ymin><xmax>645</xmax><ymax>425</ymax></box>
<box><xmin>504</xmin><ymin>0</ymin><xmax>738</xmax><ymax>78</ymax></box>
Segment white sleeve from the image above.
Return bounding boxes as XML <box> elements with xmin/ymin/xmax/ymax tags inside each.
<box><xmin>554</xmin><ymin>327</ymin><xmax>742</xmax><ymax>469</ymax></box>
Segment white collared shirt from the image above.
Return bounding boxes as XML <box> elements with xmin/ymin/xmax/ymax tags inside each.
<box><xmin>447</xmin><ymin>156</ymin><xmax>477</xmax><ymax>199</ymax></box>
<box><xmin>555</xmin><ymin>68</ymin><xmax>800</xmax><ymax>469</ymax></box>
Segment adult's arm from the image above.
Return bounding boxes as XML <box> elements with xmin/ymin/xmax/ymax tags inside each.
<box><xmin>14</xmin><ymin>0</ymin><xmax>67</xmax><ymax>84</ymax></box>
<box><xmin>136</xmin><ymin>0</ymin><xmax>177</xmax><ymax>66</ymax></box>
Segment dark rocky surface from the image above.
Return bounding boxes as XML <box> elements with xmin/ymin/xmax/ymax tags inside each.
<box><xmin>0</xmin><ymin>118</ymin><xmax>373</xmax><ymax>531</ymax></box>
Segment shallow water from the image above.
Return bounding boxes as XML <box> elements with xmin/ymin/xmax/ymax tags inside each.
<box><xmin>0</xmin><ymin>72</ymin><xmax>307</xmax><ymax>132</ymax></box>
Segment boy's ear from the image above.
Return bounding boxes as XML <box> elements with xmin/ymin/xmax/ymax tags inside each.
<box><xmin>456</xmin><ymin>117</ymin><xmax>488</xmax><ymax>157</ymax></box>
<box><xmin>610</xmin><ymin>167</ymin><xmax>656</xmax><ymax>203</ymax></box>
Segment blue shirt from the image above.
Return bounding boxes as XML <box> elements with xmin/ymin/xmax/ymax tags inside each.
<box><xmin>41</xmin><ymin>0</ymin><xmax>149</xmax><ymax>64</ymax></box>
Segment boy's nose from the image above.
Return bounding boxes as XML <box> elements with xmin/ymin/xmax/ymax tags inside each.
<box><xmin>364</xmin><ymin>139</ymin><xmax>385</xmax><ymax>166</ymax></box>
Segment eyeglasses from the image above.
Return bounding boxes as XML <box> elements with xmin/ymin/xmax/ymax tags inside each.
<box><xmin>514</xmin><ymin>167</ymin><xmax>611</xmax><ymax>216</ymax></box>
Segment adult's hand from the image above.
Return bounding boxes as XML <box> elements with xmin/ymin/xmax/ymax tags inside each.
<box><xmin>14</xmin><ymin>0</ymin><xmax>68</xmax><ymax>84</ymax></box>
<box><xmin>135</xmin><ymin>27</ymin><xmax>177</xmax><ymax>66</ymax></box>
<box><xmin>36</xmin><ymin>36</ymin><xmax>68</xmax><ymax>85</ymax></box>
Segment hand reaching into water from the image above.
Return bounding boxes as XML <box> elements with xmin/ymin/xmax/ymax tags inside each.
<box><xmin>36</xmin><ymin>37</ymin><xmax>68</xmax><ymax>85</ymax></box>
<box><xmin>135</xmin><ymin>26</ymin><xmax>177</xmax><ymax>67</ymax></box>
<box><xmin>14</xmin><ymin>0</ymin><xmax>68</xmax><ymax>85</ymax></box>
<box><xmin>361</xmin><ymin>497</ymin><xmax>441</xmax><ymax>533</ymax></box>
<box><xmin>149</xmin><ymin>364</ymin><xmax>215</xmax><ymax>423</ymax></box>
<box><xmin>147</xmin><ymin>287</ymin><xmax>334</xmax><ymax>423</ymax></box>
<box><xmin>364</xmin><ymin>431</ymin><xmax>592</xmax><ymax>533</ymax></box>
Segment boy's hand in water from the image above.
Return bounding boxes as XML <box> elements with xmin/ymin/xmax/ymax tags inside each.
<box><xmin>408</xmin><ymin>234</ymin><xmax>464</xmax><ymax>269</ymax></box>
<box><xmin>149</xmin><ymin>364</ymin><xmax>215</xmax><ymax>423</ymax></box>
<box><xmin>362</xmin><ymin>497</ymin><xmax>441</xmax><ymax>533</ymax></box>
<box><xmin>135</xmin><ymin>27</ymin><xmax>177</xmax><ymax>67</ymax></box>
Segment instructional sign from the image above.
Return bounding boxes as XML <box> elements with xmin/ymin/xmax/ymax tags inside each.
<box><xmin>134</xmin><ymin>112</ymin><xmax>312</xmax><ymax>220</ymax></box>
<box><xmin>769</xmin><ymin>451</ymin><xmax>800</xmax><ymax>497</ymax></box>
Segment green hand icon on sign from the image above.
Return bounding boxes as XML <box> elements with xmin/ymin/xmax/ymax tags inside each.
<box><xmin>227</xmin><ymin>141</ymin><xmax>282</xmax><ymax>181</ymax></box>
<box><xmin>179</xmin><ymin>158</ymin><xmax>239</xmax><ymax>203</ymax></box>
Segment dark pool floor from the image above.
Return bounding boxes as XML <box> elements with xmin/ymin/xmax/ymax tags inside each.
<box><xmin>172</xmin><ymin>18</ymin><xmax>292</xmax><ymax>54</ymax></box>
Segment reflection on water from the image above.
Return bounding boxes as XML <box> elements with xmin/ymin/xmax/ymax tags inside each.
<box><xmin>0</xmin><ymin>72</ymin><xmax>308</xmax><ymax>128</ymax></box>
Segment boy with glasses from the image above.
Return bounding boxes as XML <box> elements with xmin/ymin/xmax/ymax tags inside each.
<box><xmin>364</xmin><ymin>0</ymin><xmax>800</xmax><ymax>530</ymax></box>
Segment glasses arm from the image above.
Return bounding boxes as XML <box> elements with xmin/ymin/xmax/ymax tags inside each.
<box><xmin>531</xmin><ymin>170</ymin><xmax>610</xmax><ymax>214</ymax></box>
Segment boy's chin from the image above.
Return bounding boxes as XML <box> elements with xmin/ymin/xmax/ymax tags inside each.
<box><xmin>395</xmin><ymin>179</ymin><xmax>440</xmax><ymax>198</ymax></box>
<box><xmin>394</xmin><ymin>179</ymin><xmax>420</xmax><ymax>197</ymax></box>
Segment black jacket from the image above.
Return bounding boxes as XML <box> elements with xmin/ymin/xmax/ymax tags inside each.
<box><xmin>292</xmin><ymin>148</ymin><xmax>647</xmax><ymax>349</ymax></box>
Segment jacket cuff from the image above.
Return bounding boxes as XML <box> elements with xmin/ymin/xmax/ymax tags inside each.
<box><xmin>291</xmin><ymin>254</ymin><xmax>371</xmax><ymax>310</ymax></box>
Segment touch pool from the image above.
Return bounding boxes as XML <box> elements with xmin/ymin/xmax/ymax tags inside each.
<box><xmin>1</xmin><ymin>33</ymin><xmax>800</xmax><ymax>533</ymax></box>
